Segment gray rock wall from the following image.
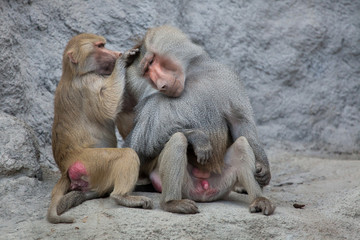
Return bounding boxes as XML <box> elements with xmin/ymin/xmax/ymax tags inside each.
<box><xmin>0</xmin><ymin>0</ymin><xmax>359</xmax><ymax>171</ymax></box>
<box><xmin>0</xmin><ymin>112</ymin><xmax>42</xmax><ymax>179</ymax></box>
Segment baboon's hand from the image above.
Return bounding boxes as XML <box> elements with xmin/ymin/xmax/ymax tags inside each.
<box><xmin>194</xmin><ymin>142</ymin><xmax>213</xmax><ymax>165</ymax></box>
<box><xmin>183</xmin><ymin>129</ymin><xmax>213</xmax><ymax>165</ymax></box>
<box><xmin>255</xmin><ymin>161</ymin><xmax>271</xmax><ymax>187</ymax></box>
<box><xmin>124</xmin><ymin>48</ymin><xmax>139</xmax><ymax>57</ymax></box>
<box><xmin>123</xmin><ymin>48</ymin><xmax>140</xmax><ymax>66</ymax></box>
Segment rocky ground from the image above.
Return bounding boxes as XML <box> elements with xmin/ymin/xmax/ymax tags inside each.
<box><xmin>1</xmin><ymin>151</ymin><xmax>359</xmax><ymax>240</ymax></box>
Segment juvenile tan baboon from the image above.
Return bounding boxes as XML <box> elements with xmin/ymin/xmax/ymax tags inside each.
<box><xmin>47</xmin><ymin>33</ymin><xmax>152</xmax><ymax>224</ymax></box>
<box><xmin>122</xmin><ymin>25</ymin><xmax>274</xmax><ymax>215</ymax></box>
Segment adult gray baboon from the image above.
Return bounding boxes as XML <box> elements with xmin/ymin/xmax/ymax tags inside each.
<box><xmin>121</xmin><ymin>25</ymin><xmax>274</xmax><ymax>215</ymax></box>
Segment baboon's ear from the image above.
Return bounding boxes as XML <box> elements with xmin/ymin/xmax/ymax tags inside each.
<box><xmin>67</xmin><ymin>51</ymin><xmax>77</xmax><ymax>64</ymax></box>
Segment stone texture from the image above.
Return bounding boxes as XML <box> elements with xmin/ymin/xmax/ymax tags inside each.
<box><xmin>1</xmin><ymin>154</ymin><xmax>360</xmax><ymax>240</ymax></box>
<box><xmin>0</xmin><ymin>112</ymin><xmax>42</xmax><ymax>180</ymax></box>
<box><xmin>1</xmin><ymin>1</ymin><xmax>359</xmax><ymax>166</ymax></box>
<box><xmin>0</xmin><ymin>176</ymin><xmax>45</xmax><ymax>220</ymax></box>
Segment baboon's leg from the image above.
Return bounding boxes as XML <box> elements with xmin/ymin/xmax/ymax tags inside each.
<box><xmin>158</xmin><ymin>132</ymin><xmax>199</xmax><ymax>214</ymax></box>
<box><xmin>226</xmin><ymin>137</ymin><xmax>275</xmax><ymax>215</ymax></box>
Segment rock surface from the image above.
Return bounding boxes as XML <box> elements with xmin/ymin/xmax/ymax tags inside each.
<box><xmin>0</xmin><ymin>0</ymin><xmax>359</xmax><ymax>157</ymax></box>
<box><xmin>0</xmin><ymin>112</ymin><xmax>42</xmax><ymax>179</ymax></box>
<box><xmin>0</xmin><ymin>0</ymin><xmax>359</xmax><ymax>239</ymax></box>
<box><xmin>1</xmin><ymin>152</ymin><xmax>360</xmax><ymax>240</ymax></box>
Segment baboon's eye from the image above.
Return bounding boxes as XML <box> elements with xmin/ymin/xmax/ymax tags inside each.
<box><xmin>149</xmin><ymin>57</ymin><xmax>154</xmax><ymax>65</ymax></box>
<box><xmin>95</xmin><ymin>42</ymin><xmax>105</xmax><ymax>48</ymax></box>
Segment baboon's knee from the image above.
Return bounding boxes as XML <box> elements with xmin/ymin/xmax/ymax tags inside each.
<box><xmin>234</xmin><ymin>136</ymin><xmax>249</xmax><ymax>147</ymax></box>
<box><xmin>232</xmin><ymin>136</ymin><xmax>255</xmax><ymax>165</ymax></box>
<box><xmin>169</xmin><ymin>132</ymin><xmax>187</xmax><ymax>144</ymax></box>
<box><xmin>165</xmin><ymin>132</ymin><xmax>188</xmax><ymax>152</ymax></box>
